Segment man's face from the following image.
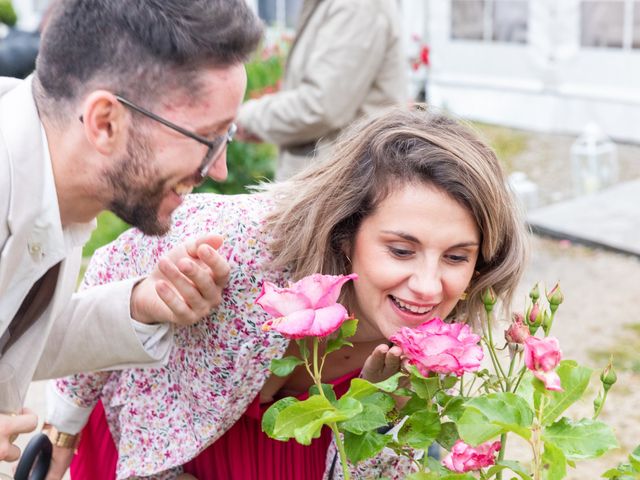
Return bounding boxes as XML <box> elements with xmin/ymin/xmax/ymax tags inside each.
<box><xmin>106</xmin><ymin>63</ymin><xmax>247</xmax><ymax>235</ymax></box>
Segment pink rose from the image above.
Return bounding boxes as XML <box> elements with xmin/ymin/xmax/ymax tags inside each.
<box><xmin>442</xmin><ymin>439</ymin><xmax>501</xmax><ymax>472</ymax></box>
<box><xmin>390</xmin><ymin>318</ymin><xmax>483</xmax><ymax>376</ymax></box>
<box><xmin>505</xmin><ymin>314</ymin><xmax>530</xmax><ymax>344</ymax></box>
<box><xmin>524</xmin><ymin>336</ymin><xmax>563</xmax><ymax>391</ymax></box>
<box><xmin>257</xmin><ymin>273</ymin><xmax>357</xmax><ymax>339</ymax></box>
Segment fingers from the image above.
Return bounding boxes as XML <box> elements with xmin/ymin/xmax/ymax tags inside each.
<box><xmin>191</xmin><ymin>234</ymin><xmax>224</xmax><ymax>256</ymax></box>
<box><xmin>0</xmin><ymin>412</ymin><xmax>38</xmax><ymax>461</ymax></box>
<box><xmin>196</xmin><ymin>244</ymin><xmax>230</xmax><ymax>288</ymax></box>
<box><xmin>361</xmin><ymin>344</ymin><xmax>404</xmax><ymax>383</ymax></box>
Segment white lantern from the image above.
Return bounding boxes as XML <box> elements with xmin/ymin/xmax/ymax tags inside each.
<box><xmin>570</xmin><ymin>123</ymin><xmax>618</xmax><ymax>196</ymax></box>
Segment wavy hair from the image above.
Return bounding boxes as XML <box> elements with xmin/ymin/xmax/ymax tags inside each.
<box><xmin>261</xmin><ymin>105</ymin><xmax>528</xmax><ymax>321</ymax></box>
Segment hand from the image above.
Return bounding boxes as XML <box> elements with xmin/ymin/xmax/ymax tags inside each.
<box><xmin>234</xmin><ymin>123</ymin><xmax>262</xmax><ymax>143</ymax></box>
<box><xmin>0</xmin><ymin>409</ymin><xmax>38</xmax><ymax>461</ymax></box>
<box><xmin>360</xmin><ymin>344</ymin><xmax>404</xmax><ymax>384</ymax></box>
<box><xmin>45</xmin><ymin>445</ymin><xmax>75</xmax><ymax>480</ymax></box>
<box><xmin>131</xmin><ymin>234</ymin><xmax>231</xmax><ymax>326</ymax></box>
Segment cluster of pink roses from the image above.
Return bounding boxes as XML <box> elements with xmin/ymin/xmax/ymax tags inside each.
<box><xmin>390</xmin><ymin>317</ymin><xmax>483</xmax><ymax>377</ymax></box>
<box><xmin>505</xmin><ymin>314</ymin><xmax>563</xmax><ymax>391</ymax></box>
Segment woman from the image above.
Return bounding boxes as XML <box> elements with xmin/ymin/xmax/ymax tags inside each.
<box><xmin>46</xmin><ymin>106</ymin><xmax>528</xmax><ymax>479</ymax></box>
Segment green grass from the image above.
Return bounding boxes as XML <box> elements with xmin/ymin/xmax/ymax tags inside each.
<box><xmin>589</xmin><ymin>323</ymin><xmax>640</xmax><ymax>374</ymax></box>
<box><xmin>471</xmin><ymin>122</ymin><xmax>529</xmax><ymax>172</ymax></box>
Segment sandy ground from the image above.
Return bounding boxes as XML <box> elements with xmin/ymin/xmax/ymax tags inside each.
<box><xmin>4</xmin><ymin>130</ymin><xmax>640</xmax><ymax>479</ymax></box>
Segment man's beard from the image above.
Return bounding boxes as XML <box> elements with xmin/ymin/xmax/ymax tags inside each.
<box><xmin>106</xmin><ymin>129</ymin><xmax>172</xmax><ymax>236</ymax></box>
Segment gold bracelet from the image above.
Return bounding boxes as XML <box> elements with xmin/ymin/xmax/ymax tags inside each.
<box><xmin>41</xmin><ymin>423</ymin><xmax>81</xmax><ymax>450</ymax></box>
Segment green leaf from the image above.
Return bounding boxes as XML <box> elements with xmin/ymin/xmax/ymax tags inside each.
<box><xmin>308</xmin><ymin>383</ymin><xmax>337</xmax><ymax>404</ymax></box>
<box><xmin>335</xmin><ymin>396</ymin><xmax>364</xmax><ymax>419</ymax></box>
<box><xmin>456</xmin><ymin>407</ymin><xmax>503</xmax><ymax>445</ymax></box>
<box><xmin>343</xmin><ymin>378</ymin><xmax>378</xmax><ymax>400</ymax></box>
<box><xmin>274</xmin><ymin>395</ymin><xmax>353</xmax><ymax>444</ymax></box>
<box><xmin>541</xmin><ymin>360</ymin><xmax>593</xmax><ymax>425</ymax></box>
<box><xmin>541</xmin><ymin>441</ymin><xmax>566</xmax><ymax>480</ymax></box>
<box><xmin>458</xmin><ymin>392</ymin><xmax>534</xmax><ymax>444</ymax></box>
<box><xmin>262</xmin><ymin>397</ymin><xmax>298</xmax><ymax>440</ymax></box>
<box><xmin>403</xmin><ymin>473</ymin><xmax>439</xmax><ymax>480</ymax></box>
<box><xmin>344</xmin><ymin>430</ymin><xmax>390</xmax><ymax>463</ymax></box>
<box><xmin>398</xmin><ymin>409</ymin><xmax>442</xmax><ymax>449</ymax></box>
<box><xmin>340</xmin><ymin>318</ymin><xmax>358</xmax><ymax>338</ymax></box>
<box><xmin>411</xmin><ymin>375</ymin><xmax>442</xmax><ymax>401</ymax></box>
<box><xmin>436</xmin><ymin>421</ymin><xmax>459</xmax><ymax>450</ymax></box>
<box><xmin>339</xmin><ymin>402</ymin><xmax>389</xmax><ymax>434</ymax></box>
<box><xmin>269</xmin><ymin>356</ymin><xmax>304</xmax><ymax>377</ymax></box>
<box><xmin>487</xmin><ymin>461</ymin><xmax>532</xmax><ymax>480</ymax></box>
<box><xmin>374</xmin><ymin>371</ymin><xmax>405</xmax><ymax>392</ymax></box>
<box><xmin>543</xmin><ymin>417</ymin><xmax>619</xmax><ymax>460</ymax></box>
<box><xmin>360</xmin><ymin>391</ymin><xmax>396</xmax><ymax>413</ymax></box>
<box><xmin>441</xmin><ymin>395</ymin><xmax>466</xmax><ymax>422</ymax></box>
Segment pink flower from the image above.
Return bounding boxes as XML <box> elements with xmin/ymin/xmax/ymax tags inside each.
<box><xmin>505</xmin><ymin>314</ymin><xmax>530</xmax><ymax>344</ymax></box>
<box><xmin>524</xmin><ymin>336</ymin><xmax>563</xmax><ymax>391</ymax></box>
<box><xmin>442</xmin><ymin>440</ymin><xmax>501</xmax><ymax>472</ymax></box>
<box><xmin>390</xmin><ymin>318</ymin><xmax>483</xmax><ymax>376</ymax></box>
<box><xmin>257</xmin><ymin>273</ymin><xmax>357</xmax><ymax>339</ymax></box>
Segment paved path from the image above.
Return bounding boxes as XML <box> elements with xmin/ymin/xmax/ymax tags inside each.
<box><xmin>527</xmin><ymin>179</ymin><xmax>640</xmax><ymax>258</ymax></box>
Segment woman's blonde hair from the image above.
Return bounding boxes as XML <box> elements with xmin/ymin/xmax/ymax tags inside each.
<box><xmin>262</xmin><ymin>105</ymin><xmax>528</xmax><ymax>321</ymax></box>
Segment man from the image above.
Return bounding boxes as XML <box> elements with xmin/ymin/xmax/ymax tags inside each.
<box><xmin>236</xmin><ymin>0</ymin><xmax>407</xmax><ymax>180</ymax></box>
<box><xmin>0</xmin><ymin>0</ymin><xmax>263</xmax><ymax>462</ymax></box>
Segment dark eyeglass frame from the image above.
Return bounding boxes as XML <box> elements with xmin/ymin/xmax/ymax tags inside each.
<box><xmin>105</xmin><ymin>94</ymin><xmax>236</xmax><ymax>179</ymax></box>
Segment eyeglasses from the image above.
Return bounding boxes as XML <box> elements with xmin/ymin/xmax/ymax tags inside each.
<box><xmin>114</xmin><ymin>94</ymin><xmax>236</xmax><ymax>180</ymax></box>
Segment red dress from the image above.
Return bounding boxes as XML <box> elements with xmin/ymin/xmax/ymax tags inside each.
<box><xmin>70</xmin><ymin>370</ymin><xmax>360</xmax><ymax>480</ymax></box>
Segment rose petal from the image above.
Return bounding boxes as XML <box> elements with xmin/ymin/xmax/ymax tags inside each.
<box><xmin>534</xmin><ymin>370</ymin><xmax>563</xmax><ymax>391</ymax></box>
<box><xmin>256</xmin><ymin>281</ymin><xmax>311</xmax><ymax>316</ymax></box>
<box><xmin>293</xmin><ymin>273</ymin><xmax>358</xmax><ymax>309</ymax></box>
<box><xmin>306</xmin><ymin>304</ymin><xmax>349</xmax><ymax>337</ymax></box>
<box><xmin>265</xmin><ymin>309</ymin><xmax>315</xmax><ymax>339</ymax></box>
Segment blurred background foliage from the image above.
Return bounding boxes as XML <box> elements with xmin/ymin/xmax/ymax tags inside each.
<box><xmin>0</xmin><ymin>0</ymin><xmax>17</xmax><ymax>27</ymax></box>
<box><xmin>82</xmin><ymin>43</ymin><xmax>285</xmax><ymax>258</ymax></box>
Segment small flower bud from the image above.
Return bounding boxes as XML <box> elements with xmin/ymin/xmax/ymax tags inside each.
<box><xmin>593</xmin><ymin>391</ymin><xmax>603</xmax><ymax>413</ymax></box>
<box><xmin>529</xmin><ymin>283</ymin><xmax>540</xmax><ymax>303</ymax></box>
<box><xmin>600</xmin><ymin>361</ymin><xmax>617</xmax><ymax>391</ymax></box>
<box><xmin>482</xmin><ymin>287</ymin><xmax>497</xmax><ymax>312</ymax></box>
<box><xmin>546</xmin><ymin>283</ymin><xmax>564</xmax><ymax>313</ymax></box>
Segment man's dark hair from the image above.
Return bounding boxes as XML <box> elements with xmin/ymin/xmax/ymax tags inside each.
<box><xmin>33</xmin><ymin>0</ymin><xmax>263</xmax><ymax>116</ymax></box>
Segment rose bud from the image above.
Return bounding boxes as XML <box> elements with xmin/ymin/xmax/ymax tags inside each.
<box><xmin>546</xmin><ymin>283</ymin><xmax>564</xmax><ymax>313</ymax></box>
<box><xmin>482</xmin><ymin>287</ymin><xmax>497</xmax><ymax>312</ymax></box>
<box><xmin>529</xmin><ymin>283</ymin><xmax>540</xmax><ymax>302</ymax></box>
<box><xmin>600</xmin><ymin>361</ymin><xmax>617</xmax><ymax>391</ymax></box>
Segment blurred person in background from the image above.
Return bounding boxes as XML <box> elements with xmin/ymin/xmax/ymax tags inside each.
<box><xmin>236</xmin><ymin>0</ymin><xmax>407</xmax><ymax>180</ymax></box>
<box><xmin>0</xmin><ymin>0</ymin><xmax>262</xmax><ymax>463</ymax></box>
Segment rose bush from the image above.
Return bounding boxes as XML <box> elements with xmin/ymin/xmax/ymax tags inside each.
<box><xmin>258</xmin><ymin>278</ymin><xmax>620</xmax><ymax>480</ymax></box>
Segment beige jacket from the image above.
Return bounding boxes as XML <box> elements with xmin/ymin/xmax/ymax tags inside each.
<box><xmin>238</xmin><ymin>0</ymin><xmax>407</xmax><ymax>180</ymax></box>
<box><xmin>0</xmin><ymin>77</ymin><xmax>171</xmax><ymax>402</ymax></box>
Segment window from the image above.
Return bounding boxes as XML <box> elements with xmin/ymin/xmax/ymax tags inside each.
<box><xmin>258</xmin><ymin>0</ymin><xmax>302</xmax><ymax>29</ymax></box>
<box><xmin>581</xmin><ymin>0</ymin><xmax>640</xmax><ymax>49</ymax></box>
<box><xmin>451</xmin><ymin>0</ymin><xmax>528</xmax><ymax>43</ymax></box>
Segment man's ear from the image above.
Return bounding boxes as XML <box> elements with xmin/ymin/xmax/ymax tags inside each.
<box><xmin>80</xmin><ymin>91</ymin><xmax>126</xmax><ymax>155</ymax></box>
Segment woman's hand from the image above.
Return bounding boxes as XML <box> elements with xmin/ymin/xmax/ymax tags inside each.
<box><xmin>360</xmin><ymin>344</ymin><xmax>403</xmax><ymax>383</ymax></box>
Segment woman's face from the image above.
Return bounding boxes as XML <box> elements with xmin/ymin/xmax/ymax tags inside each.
<box><xmin>349</xmin><ymin>182</ymin><xmax>481</xmax><ymax>341</ymax></box>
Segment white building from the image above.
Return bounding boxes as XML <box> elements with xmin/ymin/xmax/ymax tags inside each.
<box><xmin>14</xmin><ymin>0</ymin><xmax>640</xmax><ymax>143</ymax></box>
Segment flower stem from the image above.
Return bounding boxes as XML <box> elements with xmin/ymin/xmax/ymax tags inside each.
<box><xmin>312</xmin><ymin>338</ymin><xmax>351</xmax><ymax>480</ymax></box>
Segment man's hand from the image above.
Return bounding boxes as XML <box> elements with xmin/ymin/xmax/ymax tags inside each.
<box><xmin>0</xmin><ymin>409</ymin><xmax>38</xmax><ymax>461</ymax></box>
<box><xmin>130</xmin><ymin>234</ymin><xmax>230</xmax><ymax>326</ymax></box>
<box><xmin>44</xmin><ymin>445</ymin><xmax>75</xmax><ymax>480</ymax></box>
